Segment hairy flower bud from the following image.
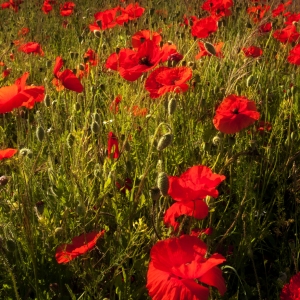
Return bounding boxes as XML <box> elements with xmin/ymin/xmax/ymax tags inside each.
<box><xmin>157</xmin><ymin>172</ymin><xmax>169</xmax><ymax>197</ymax></box>
<box><xmin>168</xmin><ymin>98</ymin><xmax>177</xmax><ymax>115</ymax></box>
<box><xmin>157</xmin><ymin>133</ymin><xmax>173</xmax><ymax>151</ymax></box>
<box><xmin>36</xmin><ymin>126</ymin><xmax>45</xmax><ymax>142</ymax></box>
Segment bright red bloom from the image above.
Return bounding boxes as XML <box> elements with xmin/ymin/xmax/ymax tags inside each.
<box><xmin>105</xmin><ymin>52</ymin><xmax>119</xmax><ymax>71</ymax></box>
<box><xmin>259</xmin><ymin>22</ymin><xmax>272</xmax><ymax>33</ymax></box>
<box><xmin>146</xmin><ymin>235</ymin><xmax>226</xmax><ymax>300</ymax></box>
<box><xmin>273</xmin><ymin>24</ymin><xmax>300</xmax><ymax>44</ymax></box>
<box><xmin>0</xmin><ymin>72</ymin><xmax>45</xmax><ymax>113</ymax></box>
<box><xmin>53</xmin><ymin>56</ymin><xmax>83</xmax><ymax>93</ymax></box>
<box><xmin>60</xmin><ymin>1</ymin><xmax>75</xmax><ymax>16</ymax></box>
<box><xmin>191</xmin><ymin>16</ymin><xmax>219</xmax><ymax>39</ymax></box>
<box><xmin>18</xmin><ymin>27</ymin><xmax>29</xmax><ymax>36</ymax></box>
<box><xmin>1</xmin><ymin>0</ymin><xmax>23</xmax><ymax>12</ymax></box>
<box><xmin>0</xmin><ymin>149</ymin><xmax>17</xmax><ymax>160</ymax></box>
<box><xmin>272</xmin><ymin>0</ymin><xmax>292</xmax><ymax>18</ymax></box>
<box><xmin>109</xmin><ymin>95</ymin><xmax>122</xmax><ymax>113</ymax></box>
<box><xmin>242</xmin><ymin>46</ymin><xmax>263</xmax><ymax>58</ymax></box>
<box><xmin>288</xmin><ymin>44</ymin><xmax>300</xmax><ymax>65</ymax></box>
<box><xmin>160</xmin><ymin>43</ymin><xmax>183</xmax><ymax>63</ymax></box>
<box><xmin>285</xmin><ymin>13</ymin><xmax>300</xmax><ymax>25</ymax></box>
<box><xmin>164</xmin><ymin>165</ymin><xmax>225</xmax><ymax>230</ymax></box>
<box><xmin>84</xmin><ymin>49</ymin><xmax>98</xmax><ymax>66</ymax></box>
<box><xmin>213</xmin><ymin>95</ymin><xmax>260</xmax><ymax>134</ymax></box>
<box><xmin>191</xmin><ymin>228</ymin><xmax>213</xmax><ymax>237</ymax></box>
<box><xmin>42</xmin><ymin>0</ymin><xmax>53</xmax><ymax>14</ymax></box>
<box><xmin>131</xmin><ymin>29</ymin><xmax>162</xmax><ymax>50</ymax></box>
<box><xmin>116</xmin><ymin>3</ymin><xmax>145</xmax><ymax>25</ymax></box>
<box><xmin>18</xmin><ymin>42</ymin><xmax>44</xmax><ymax>56</ymax></box>
<box><xmin>118</xmin><ymin>40</ymin><xmax>162</xmax><ymax>81</ymax></box>
<box><xmin>256</xmin><ymin>121</ymin><xmax>272</xmax><ymax>134</ymax></box>
<box><xmin>145</xmin><ymin>66</ymin><xmax>192</xmax><ymax>99</ymax></box>
<box><xmin>246</xmin><ymin>5</ymin><xmax>270</xmax><ymax>23</ymax></box>
<box><xmin>202</xmin><ymin>0</ymin><xmax>233</xmax><ymax>18</ymax></box>
<box><xmin>108</xmin><ymin>132</ymin><xmax>120</xmax><ymax>159</ymax></box>
<box><xmin>55</xmin><ymin>230</ymin><xmax>105</xmax><ymax>264</ymax></box>
<box><xmin>195</xmin><ymin>42</ymin><xmax>224</xmax><ymax>59</ymax></box>
<box><xmin>89</xmin><ymin>7</ymin><xmax>120</xmax><ymax>31</ymax></box>
<box><xmin>280</xmin><ymin>272</ymin><xmax>300</xmax><ymax>299</ymax></box>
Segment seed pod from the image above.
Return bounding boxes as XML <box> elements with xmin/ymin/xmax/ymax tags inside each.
<box><xmin>246</xmin><ymin>74</ymin><xmax>254</xmax><ymax>87</ymax></box>
<box><xmin>66</xmin><ymin>133</ymin><xmax>75</xmax><ymax>148</ymax></box>
<box><xmin>150</xmin><ymin>187</ymin><xmax>161</xmax><ymax>202</ymax></box>
<box><xmin>36</xmin><ymin>126</ymin><xmax>45</xmax><ymax>142</ymax></box>
<box><xmin>91</xmin><ymin>121</ymin><xmax>100</xmax><ymax>134</ymax></box>
<box><xmin>204</xmin><ymin>42</ymin><xmax>216</xmax><ymax>56</ymax></box>
<box><xmin>157</xmin><ymin>172</ymin><xmax>169</xmax><ymax>197</ymax></box>
<box><xmin>157</xmin><ymin>133</ymin><xmax>173</xmax><ymax>151</ymax></box>
<box><xmin>44</xmin><ymin>94</ymin><xmax>51</xmax><ymax>107</ymax></box>
<box><xmin>168</xmin><ymin>98</ymin><xmax>177</xmax><ymax>115</ymax></box>
<box><xmin>0</xmin><ymin>175</ymin><xmax>8</xmax><ymax>186</ymax></box>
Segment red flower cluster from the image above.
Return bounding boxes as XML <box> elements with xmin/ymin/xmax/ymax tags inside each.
<box><xmin>272</xmin><ymin>0</ymin><xmax>292</xmax><ymax>18</ymax></box>
<box><xmin>107</xmin><ymin>132</ymin><xmax>120</xmax><ymax>159</ymax></box>
<box><xmin>89</xmin><ymin>3</ymin><xmax>145</xmax><ymax>32</ymax></box>
<box><xmin>0</xmin><ymin>149</ymin><xmax>17</xmax><ymax>160</ymax></box>
<box><xmin>191</xmin><ymin>16</ymin><xmax>219</xmax><ymax>39</ymax></box>
<box><xmin>0</xmin><ymin>72</ymin><xmax>45</xmax><ymax>113</ymax></box>
<box><xmin>55</xmin><ymin>230</ymin><xmax>105</xmax><ymax>264</ymax></box>
<box><xmin>288</xmin><ymin>44</ymin><xmax>300</xmax><ymax>65</ymax></box>
<box><xmin>145</xmin><ymin>66</ymin><xmax>192</xmax><ymax>99</ymax></box>
<box><xmin>132</xmin><ymin>29</ymin><xmax>162</xmax><ymax>50</ymax></box>
<box><xmin>202</xmin><ymin>0</ymin><xmax>233</xmax><ymax>18</ymax></box>
<box><xmin>273</xmin><ymin>25</ymin><xmax>300</xmax><ymax>44</ymax></box>
<box><xmin>247</xmin><ymin>4</ymin><xmax>270</xmax><ymax>23</ymax></box>
<box><xmin>52</xmin><ymin>56</ymin><xmax>83</xmax><ymax>93</ymax></box>
<box><xmin>42</xmin><ymin>0</ymin><xmax>55</xmax><ymax>14</ymax></box>
<box><xmin>1</xmin><ymin>0</ymin><xmax>23</xmax><ymax>12</ymax></box>
<box><xmin>0</xmin><ymin>62</ymin><xmax>11</xmax><ymax>78</ymax></box>
<box><xmin>109</xmin><ymin>95</ymin><xmax>122</xmax><ymax>114</ymax></box>
<box><xmin>280</xmin><ymin>272</ymin><xmax>300</xmax><ymax>299</ymax></box>
<box><xmin>147</xmin><ymin>235</ymin><xmax>226</xmax><ymax>300</ymax></box>
<box><xmin>213</xmin><ymin>95</ymin><xmax>260</xmax><ymax>134</ymax></box>
<box><xmin>164</xmin><ymin>165</ymin><xmax>225</xmax><ymax>230</ymax></box>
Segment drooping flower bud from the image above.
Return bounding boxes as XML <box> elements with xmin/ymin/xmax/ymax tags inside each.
<box><xmin>157</xmin><ymin>172</ymin><xmax>169</xmax><ymax>197</ymax></box>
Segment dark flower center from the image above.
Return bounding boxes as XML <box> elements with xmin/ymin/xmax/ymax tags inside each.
<box><xmin>232</xmin><ymin>107</ymin><xmax>239</xmax><ymax>114</ymax></box>
<box><xmin>139</xmin><ymin>56</ymin><xmax>152</xmax><ymax>66</ymax></box>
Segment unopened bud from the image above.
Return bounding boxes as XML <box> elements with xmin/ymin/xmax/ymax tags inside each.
<box><xmin>91</xmin><ymin>121</ymin><xmax>100</xmax><ymax>134</ymax></box>
<box><xmin>157</xmin><ymin>172</ymin><xmax>169</xmax><ymax>197</ymax></box>
<box><xmin>168</xmin><ymin>98</ymin><xmax>177</xmax><ymax>115</ymax></box>
<box><xmin>157</xmin><ymin>133</ymin><xmax>173</xmax><ymax>151</ymax></box>
<box><xmin>36</xmin><ymin>126</ymin><xmax>45</xmax><ymax>142</ymax></box>
<box><xmin>204</xmin><ymin>42</ymin><xmax>216</xmax><ymax>56</ymax></box>
<box><xmin>44</xmin><ymin>94</ymin><xmax>51</xmax><ymax>107</ymax></box>
<box><xmin>93</xmin><ymin>30</ymin><xmax>101</xmax><ymax>38</ymax></box>
<box><xmin>0</xmin><ymin>175</ymin><xmax>8</xmax><ymax>186</ymax></box>
<box><xmin>66</xmin><ymin>133</ymin><xmax>75</xmax><ymax>148</ymax></box>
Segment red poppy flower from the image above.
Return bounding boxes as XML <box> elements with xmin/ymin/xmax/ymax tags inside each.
<box><xmin>18</xmin><ymin>42</ymin><xmax>44</xmax><ymax>56</ymax></box>
<box><xmin>145</xmin><ymin>66</ymin><xmax>192</xmax><ymax>99</ymax></box>
<box><xmin>246</xmin><ymin>5</ymin><xmax>270</xmax><ymax>23</ymax></box>
<box><xmin>116</xmin><ymin>3</ymin><xmax>145</xmax><ymax>25</ymax></box>
<box><xmin>0</xmin><ymin>72</ymin><xmax>45</xmax><ymax>113</ymax></box>
<box><xmin>285</xmin><ymin>13</ymin><xmax>300</xmax><ymax>25</ymax></box>
<box><xmin>1</xmin><ymin>0</ymin><xmax>22</xmax><ymax>12</ymax></box>
<box><xmin>116</xmin><ymin>178</ymin><xmax>133</xmax><ymax>194</ymax></box>
<box><xmin>213</xmin><ymin>94</ymin><xmax>260</xmax><ymax>134</ymax></box>
<box><xmin>146</xmin><ymin>235</ymin><xmax>226</xmax><ymax>300</ymax></box>
<box><xmin>2</xmin><ymin>68</ymin><xmax>11</xmax><ymax>78</ymax></box>
<box><xmin>55</xmin><ymin>230</ymin><xmax>105</xmax><ymax>264</ymax></box>
<box><xmin>118</xmin><ymin>40</ymin><xmax>162</xmax><ymax>81</ymax></box>
<box><xmin>272</xmin><ymin>0</ymin><xmax>292</xmax><ymax>18</ymax></box>
<box><xmin>288</xmin><ymin>44</ymin><xmax>300</xmax><ymax>65</ymax></box>
<box><xmin>89</xmin><ymin>7</ymin><xmax>120</xmax><ymax>31</ymax></box>
<box><xmin>259</xmin><ymin>22</ymin><xmax>272</xmax><ymax>33</ymax></box>
<box><xmin>107</xmin><ymin>132</ymin><xmax>120</xmax><ymax>159</ymax></box>
<box><xmin>53</xmin><ymin>56</ymin><xmax>83</xmax><ymax>93</ymax></box>
<box><xmin>195</xmin><ymin>41</ymin><xmax>224</xmax><ymax>59</ymax></box>
<box><xmin>191</xmin><ymin>227</ymin><xmax>213</xmax><ymax>237</ymax></box>
<box><xmin>84</xmin><ymin>48</ymin><xmax>98</xmax><ymax>66</ymax></box>
<box><xmin>42</xmin><ymin>0</ymin><xmax>53</xmax><ymax>14</ymax></box>
<box><xmin>164</xmin><ymin>165</ymin><xmax>225</xmax><ymax>230</ymax></box>
<box><xmin>131</xmin><ymin>29</ymin><xmax>162</xmax><ymax>50</ymax></box>
<box><xmin>105</xmin><ymin>52</ymin><xmax>119</xmax><ymax>71</ymax></box>
<box><xmin>191</xmin><ymin>16</ymin><xmax>219</xmax><ymax>39</ymax></box>
<box><xmin>60</xmin><ymin>2</ymin><xmax>75</xmax><ymax>17</ymax></box>
<box><xmin>280</xmin><ymin>272</ymin><xmax>300</xmax><ymax>299</ymax></box>
<box><xmin>0</xmin><ymin>149</ymin><xmax>17</xmax><ymax>160</ymax></box>
<box><xmin>109</xmin><ymin>95</ymin><xmax>122</xmax><ymax>114</ymax></box>
<box><xmin>202</xmin><ymin>0</ymin><xmax>233</xmax><ymax>18</ymax></box>
<box><xmin>256</xmin><ymin>121</ymin><xmax>272</xmax><ymax>134</ymax></box>
<box><xmin>273</xmin><ymin>24</ymin><xmax>300</xmax><ymax>44</ymax></box>
<box><xmin>160</xmin><ymin>43</ymin><xmax>183</xmax><ymax>63</ymax></box>
<box><xmin>242</xmin><ymin>46</ymin><xmax>263</xmax><ymax>58</ymax></box>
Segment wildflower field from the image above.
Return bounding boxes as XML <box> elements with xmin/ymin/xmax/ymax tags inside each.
<box><xmin>1</xmin><ymin>0</ymin><xmax>300</xmax><ymax>299</ymax></box>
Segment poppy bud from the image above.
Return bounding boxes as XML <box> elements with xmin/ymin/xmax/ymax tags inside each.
<box><xmin>36</xmin><ymin>126</ymin><xmax>45</xmax><ymax>142</ymax></box>
<box><xmin>150</xmin><ymin>187</ymin><xmax>161</xmax><ymax>202</ymax></box>
<box><xmin>156</xmin><ymin>159</ymin><xmax>163</xmax><ymax>173</ymax></box>
<box><xmin>66</xmin><ymin>133</ymin><xmax>75</xmax><ymax>148</ymax></box>
<box><xmin>93</xmin><ymin>30</ymin><xmax>101</xmax><ymax>38</ymax></box>
<box><xmin>91</xmin><ymin>121</ymin><xmax>100</xmax><ymax>134</ymax></box>
<box><xmin>157</xmin><ymin>133</ymin><xmax>173</xmax><ymax>151</ymax></box>
<box><xmin>0</xmin><ymin>175</ymin><xmax>8</xmax><ymax>186</ymax></box>
<box><xmin>79</xmin><ymin>63</ymin><xmax>85</xmax><ymax>71</ymax></box>
<box><xmin>157</xmin><ymin>172</ymin><xmax>169</xmax><ymax>197</ymax></box>
<box><xmin>44</xmin><ymin>94</ymin><xmax>51</xmax><ymax>107</ymax></box>
<box><xmin>204</xmin><ymin>42</ymin><xmax>216</xmax><ymax>56</ymax></box>
<box><xmin>93</xmin><ymin>112</ymin><xmax>101</xmax><ymax>124</ymax></box>
<box><xmin>168</xmin><ymin>98</ymin><xmax>177</xmax><ymax>115</ymax></box>
<box><xmin>20</xmin><ymin>148</ymin><xmax>33</xmax><ymax>158</ymax></box>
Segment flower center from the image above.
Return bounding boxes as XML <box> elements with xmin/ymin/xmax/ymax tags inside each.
<box><xmin>232</xmin><ymin>107</ymin><xmax>239</xmax><ymax>114</ymax></box>
<box><xmin>139</xmin><ymin>56</ymin><xmax>152</xmax><ymax>66</ymax></box>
